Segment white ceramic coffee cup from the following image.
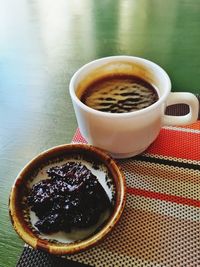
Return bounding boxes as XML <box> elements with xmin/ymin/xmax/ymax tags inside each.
<box><xmin>69</xmin><ymin>56</ymin><xmax>199</xmax><ymax>158</ymax></box>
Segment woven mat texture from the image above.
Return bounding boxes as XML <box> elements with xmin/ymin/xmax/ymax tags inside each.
<box><xmin>17</xmin><ymin>101</ymin><xmax>200</xmax><ymax>267</ymax></box>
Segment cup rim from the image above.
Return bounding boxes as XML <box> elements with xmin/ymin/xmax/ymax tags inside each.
<box><xmin>69</xmin><ymin>55</ymin><xmax>171</xmax><ymax>117</ymax></box>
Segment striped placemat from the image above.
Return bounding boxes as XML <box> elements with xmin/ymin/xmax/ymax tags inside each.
<box><xmin>66</xmin><ymin>121</ymin><xmax>200</xmax><ymax>267</ymax></box>
<box><xmin>17</xmin><ymin>100</ymin><xmax>200</xmax><ymax>267</ymax></box>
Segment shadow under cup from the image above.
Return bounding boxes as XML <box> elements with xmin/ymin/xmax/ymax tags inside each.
<box><xmin>69</xmin><ymin>56</ymin><xmax>197</xmax><ymax>158</ymax></box>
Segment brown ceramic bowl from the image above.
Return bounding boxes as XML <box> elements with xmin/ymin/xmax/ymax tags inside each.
<box><xmin>9</xmin><ymin>143</ymin><xmax>126</xmax><ymax>255</ymax></box>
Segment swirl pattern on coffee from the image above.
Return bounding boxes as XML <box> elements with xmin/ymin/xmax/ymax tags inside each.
<box><xmin>80</xmin><ymin>75</ymin><xmax>159</xmax><ymax>113</ymax></box>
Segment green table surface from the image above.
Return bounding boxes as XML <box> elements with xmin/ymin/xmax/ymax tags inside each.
<box><xmin>0</xmin><ymin>0</ymin><xmax>200</xmax><ymax>266</ymax></box>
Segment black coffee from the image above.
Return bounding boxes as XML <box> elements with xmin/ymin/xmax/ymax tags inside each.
<box><xmin>80</xmin><ymin>74</ymin><xmax>159</xmax><ymax>113</ymax></box>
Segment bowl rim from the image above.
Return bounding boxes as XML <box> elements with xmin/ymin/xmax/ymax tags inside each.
<box><xmin>9</xmin><ymin>143</ymin><xmax>126</xmax><ymax>255</ymax></box>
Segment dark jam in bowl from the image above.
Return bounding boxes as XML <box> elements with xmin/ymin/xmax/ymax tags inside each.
<box><xmin>27</xmin><ymin>162</ymin><xmax>112</xmax><ymax>234</ymax></box>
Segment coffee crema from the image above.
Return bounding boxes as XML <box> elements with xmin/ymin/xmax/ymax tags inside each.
<box><xmin>80</xmin><ymin>74</ymin><xmax>159</xmax><ymax>113</ymax></box>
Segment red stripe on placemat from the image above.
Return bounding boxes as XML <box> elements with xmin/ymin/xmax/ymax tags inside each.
<box><xmin>72</xmin><ymin>128</ymin><xmax>87</xmax><ymax>144</ymax></box>
<box><xmin>127</xmin><ymin>187</ymin><xmax>200</xmax><ymax>208</ymax></box>
<box><xmin>146</xmin><ymin>128</ymin><xmax>200</xmax><ymax>161</ymax></box>
<box><xmin>179</xmin><ymin>120</ymin><xmax>200</xmax><ymax>130</ymax></box>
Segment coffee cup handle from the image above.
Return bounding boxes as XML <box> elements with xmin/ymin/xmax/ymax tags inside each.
<box><xmin>163</xmin><ymin>92</ymin><xmax>199</xmax><ymax>126</ymax></box>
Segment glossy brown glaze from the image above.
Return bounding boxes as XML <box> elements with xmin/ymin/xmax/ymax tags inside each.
<box><xmin>9</xmin><ymin>144</ymin><xmax>126</xmax><ymax>255</ymax></box>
